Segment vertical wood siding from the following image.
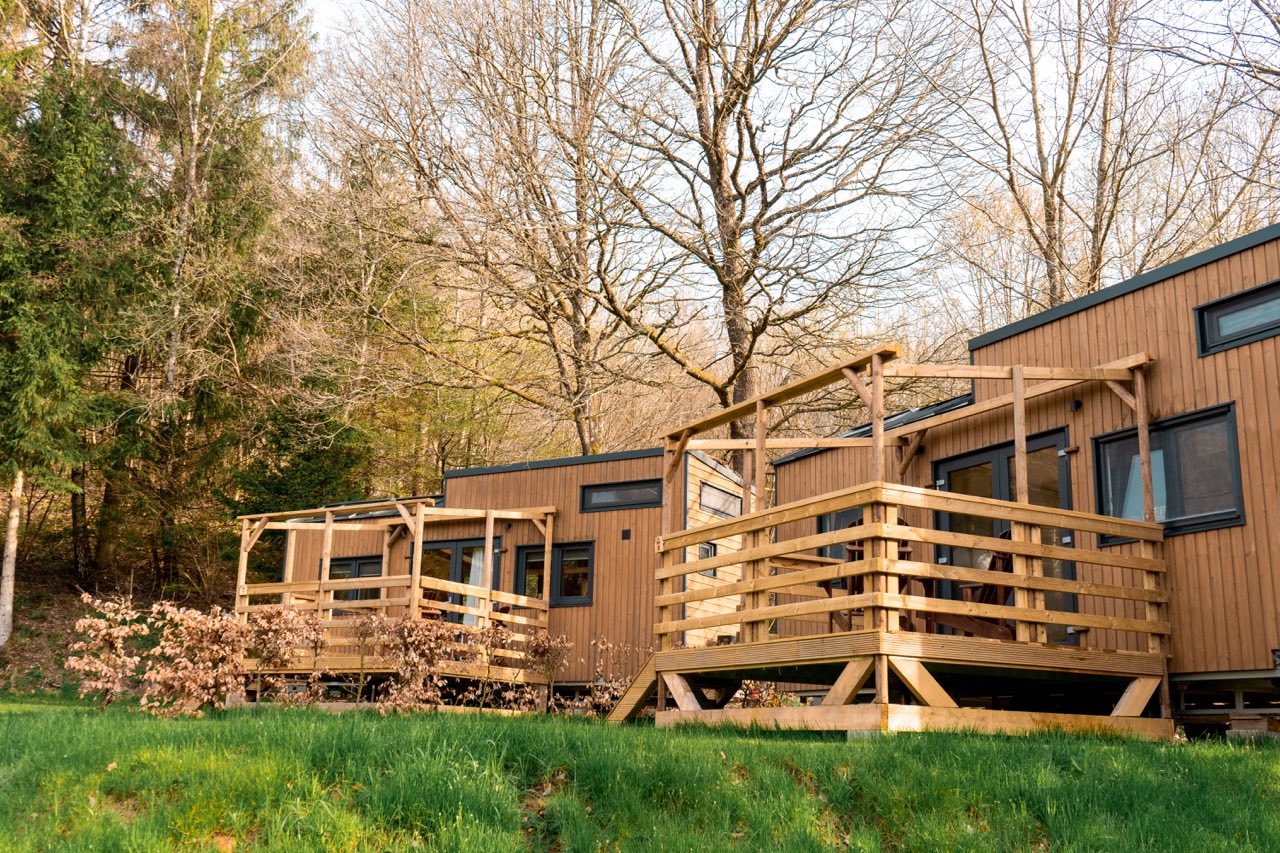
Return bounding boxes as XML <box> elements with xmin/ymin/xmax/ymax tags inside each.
<box><xmin>774</xmin><ymin>238</ymin><xmax>1280</xmax><ymax>675</ymax></box>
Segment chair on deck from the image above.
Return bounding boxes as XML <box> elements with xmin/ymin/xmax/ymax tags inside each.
<box><xmin>933</xmin><ymin>529</ymin><xmax>1015</xmax><ymax>641</ymax></box>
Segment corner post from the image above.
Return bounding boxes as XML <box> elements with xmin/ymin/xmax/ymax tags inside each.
<box><xmin>319</xmin><ymin>510</ymin><xmax>335</xmax><ymax>622</ymax></box>
<box><xmin>282</xmin><ymin>527</ymin><xmax>296</xmax><ymax>608</ymax></box>
<box><xmin>1011</xmin><ymin>366</ymin><xmax>1033</xmax><ymax>642</ymax></box>
<box><xmin>235</xmin><ymin>519</ymin><xmax>251</xmax><ymax>624</ymax></box>
<box><xmin>409</xmin><ymin>503</ymin><xmax>425</xmax><ymax>617</ymax></box>
<box><xmin>481</xmin><ymin>509</ymin><xmax>496</xmax><ymax>630</ymax></box>
<box><xmin>1134</xmin><ymin>367</ymin><xmax>1170</xmax><ymax>717</ymax></box>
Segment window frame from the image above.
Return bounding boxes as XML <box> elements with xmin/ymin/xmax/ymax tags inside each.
<box><xmin>516</xmin><ymin>542</ymin><xmax>595</xmax><ymax>607</ymax></box>
<box><xmin>697</xmin><ymin>541</ymin><xmax>718</xmax><ymax>577</ymax></box>
<box><xmin>326</xmin><ymin>555</ymin><xmax>383</xmax><ymax>603</ymax></box>
<box><xmin>1196</xmin><ymin>278</ymin><xmax>1280</xmax><ymax>355</ymax></box>
<box><xmin>579</xmin><ymin>479</ymin><xmax>663</xmax><ymax>513</ymax></box>
<box><xmin>1092</xmin><ymin>403</ymin><xmax>1245</xmax><ymax>541</ymax></box>
<box><xmin>698</xmin><ymin>482</ymin><xmax>742</xmax><ymax>518</ymax></box>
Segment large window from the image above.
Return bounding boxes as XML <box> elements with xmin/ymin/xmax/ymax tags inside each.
<box><xmin>580</xmin><ymin>479</ymin><xmax>662</xmax><ymax>512</ymax></box>
<box><xmin>699</xmin><ymin>482</ymin><xmax>742</xmax><ymax>518</ymax></box>
<box><xmin>328</xmin><ymin>556</ymin><xmax>382</xmax><ymax>602</ymax></box>
<box><xmin>1197</xmin><ymin>279</ymin><xmax>1280</xmax><ymax>354</ymax></box>
<box><xmin>1094</xmin><ymin>404</ymin><xmax>1244</xmax><ymax>537</ymax></box>
<box><xmin>517</xmin><ymin>542</ymin><xmax>595</xmax><ymax>606</ymax></box>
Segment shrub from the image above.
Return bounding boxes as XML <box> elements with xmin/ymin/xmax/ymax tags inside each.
<box><xmin>65</xmin><ymin>593</ymin><xmax>149</xmax><ymax>709</ymax></box>
<box><xmin>140</xmin><ymin>603</ymin><xmax>247</xmax><ymax>718</ymax></box>
<box><xmin>524</xmin><ymin>630</ymin><xmax>573</xmax><ymax>711</ymax></box>
<box><xmin>377</xmin><ymin>616</ymin><xmax>455</xmax><ymax>711</ymax></box>
<box><xmin>244</xmin><ymin>607</ymin><xmax>328</xmax><ymax>703</ymax></box>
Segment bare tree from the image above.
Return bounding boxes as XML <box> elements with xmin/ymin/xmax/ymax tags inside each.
<box><xmin>320</xmin><ymin>0</ymin><xmax>663</xmax><ymax>455</ymax></box>
<box><xmin>587</xmin><ymin>0</ymin><xmax>956</xmax><ymax>444</ymax></box>
<box><xmin>937</xmin><ymin>0</ymin><xmax>1279</xmax><ymax>315</ymax></box>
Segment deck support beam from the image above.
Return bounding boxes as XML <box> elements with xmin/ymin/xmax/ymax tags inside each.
<box><xmin>822</xmin><ymin>657</ymin><xmax>874</xmax><ymax>706</ymax></box>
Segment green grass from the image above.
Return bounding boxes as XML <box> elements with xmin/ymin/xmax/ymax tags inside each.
<box><xmin>1</xmin><ymin>698</ymin><xmax>1277</xmax><ymax>851</ymax></box>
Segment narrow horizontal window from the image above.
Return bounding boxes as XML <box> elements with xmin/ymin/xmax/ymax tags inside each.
<box><xmin>1197</xmin><ymin>279</ymin><xmax>1280</xmax><ymax>355</ymax></box>
<box><xmin>699</xmin><ymin>482</ymin><xmax>742</xmax><ymax>517</ymax></box>
<box><xmin>1094</xmin><ymin>404</ymin><xmax>1244</xmax><ymax>539</ymax></box>
<box><xmin>580</xmin><ymin>479</ymin><xmax>662</xmax><ymax>512</ymax></box>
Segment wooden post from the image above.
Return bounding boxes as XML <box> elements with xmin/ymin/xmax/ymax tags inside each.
<box><xmin>1133</xmin><ymin>367</ymin><xmax>1156</xmax><ymax>524</ymax></box>
<box><xmin>1010</xmin><ymin>366</ymin><xmax>1032</xmax><ymax>642</ymax></box>
<box><xmin>281</xmin><ymin>528</ymin><xmax>296</xmax><ymax>608</ymax></box>
<box><xmin>1142</xmin><ymin>537</ymin><xmax>1172</xmax><ymax>718</ymax></box>
<box><xmin>319</xmin><ymin>510</ymin><xmax>334</xmax><ymax>621</ymax></box>
<box><xmin>481</xmin><ymin>509</ymin><xmax>496</xmax><ymax>629</ymax></box>
<box><xmin>235</xmin><ymin>519</ymin><xmax>251</xmax><ymax>624</ymax></box>
<box><xmin>870</xmin><ymin>353</ymin><xmax>885</xmax><ymax>483</ymax></box>
<box><xmin>754</xmin><ymin>400</ymin><xmax>768</xmax><ymax>513</ymax></box>
<box><xmin>379</xmin><ymin>528</ymin><xmax>391</xmax><ymax>617</ymax></box>
<box><xmin>541</xmin><ymin>512</ymin><xmax>554</xmax><ymax>606</ymax></box>
<box><xmin>883</xmin><ymin>505</ymin><xmax>899</xmax><ymax>633</ymax></box>
<box><xmin>409</xmin><ymin>503</ymin><xmax>425</xmax><ymax>618</ymax></box>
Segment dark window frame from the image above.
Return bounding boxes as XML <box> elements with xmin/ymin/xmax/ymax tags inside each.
<box><xmin>1092</xmin><ymin>403</ymin><xmax>1245</xmax><ymax>542</ymax></box>
<box><xmin>580</xmin><ymin>479</ymin><xmax>663</xmax><ymax>513</ymax></box>
<box><xmin>327</xmin><ymin>555</ymin><xmax>383</xmax><ymax>602</ymax></box>
<box><xmin>697</xmin><ymin>541</ymin><xmax>718</xmax><ymax>577</ymax></box>
<box><xmin>516</xmin><ymin>542</ymin><xmax>595</xmax><ymax>607</ymax></box>
<box><xmin>1196</xmin><ymin>278</ymin><xmax>1280</xmax><ymax>355</ymax></box>
<box><xmin>698</xmin><ymin>482</ymin><xmax>742</xmax><ymax>518</ymax></box>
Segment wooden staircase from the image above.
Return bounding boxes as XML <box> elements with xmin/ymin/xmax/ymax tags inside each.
<box><xmin>606</xmin><ymin>654</ymin><xmax>657</xmax><ymax>723</ymax></box>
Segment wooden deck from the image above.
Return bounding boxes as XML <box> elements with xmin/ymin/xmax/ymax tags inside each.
<box><xmin>611</xmin><ymin>481</ymin><xmax>1171</xmax><ymax>738</ymax></box>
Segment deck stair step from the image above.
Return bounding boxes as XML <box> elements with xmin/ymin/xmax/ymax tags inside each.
<box><xmin>606</xmin><ymin>654</ymin><xmax>657</xmax><ymax>723</ymax></box>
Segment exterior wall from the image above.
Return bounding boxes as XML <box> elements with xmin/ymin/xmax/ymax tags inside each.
<box><xmin>773</xmin><ymin>234</ymin><xmax>1280</xmax><ymax>676</ymax></box>
<box><xmin>284</xmin><ymin>450</ymin><xmax>741</xmax><ymax>684</ymax></box>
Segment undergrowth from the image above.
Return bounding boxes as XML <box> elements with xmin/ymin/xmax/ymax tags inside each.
<box><xmin>0</xmin><ymin>697</ymin><xmax>1276</xmax><ymax>851</ymax></box>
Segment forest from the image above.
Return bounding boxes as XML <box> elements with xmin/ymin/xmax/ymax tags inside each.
<box><xmin>1</xmin><ymin>0</ymin><xmax>1278</xmax><ymax>642</ymax></box>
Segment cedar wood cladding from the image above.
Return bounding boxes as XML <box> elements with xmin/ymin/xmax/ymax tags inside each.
<box><xmin>290</xmin><ymin>451</ymin><xmax>741</xmax><ymax>684</ymax></box>
<box><xmin>774</xmin><ymin>232</ymin><xmax>1280</xmax><ymax>676</ymax></box>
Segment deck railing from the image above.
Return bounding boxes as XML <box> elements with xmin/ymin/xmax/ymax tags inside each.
<box><xmin>237</xmin><ymin>574</ymin><xmax>550</xmax><ymax>673</ymax></box>
<box><xmin>654</xmin><ymin>482</ymin><xmax>1167</xmax><ymax>657</ymax></box>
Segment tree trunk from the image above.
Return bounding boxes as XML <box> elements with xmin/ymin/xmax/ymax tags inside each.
<box><xmin>0</xmin><ymin>469</ymin><xmax>24</xmax><ymax>648</ymax></box>
<box><xmin>70</xmin><ymin>462</ymin><xmax>89</xmax><ymax>583</ymax></box>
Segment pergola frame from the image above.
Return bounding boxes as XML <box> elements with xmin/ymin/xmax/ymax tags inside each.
<box><xmin>653</xmin><ymin>343</ymin><xmax>1166</xmax><ymax>718</ymax></box>
<box><xmin>235</xmin><ymin>499</ymin><xmax>557</xmax><ymax>624</ymax></box>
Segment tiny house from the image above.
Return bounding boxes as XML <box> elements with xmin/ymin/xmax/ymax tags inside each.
<box><xmin>235</xmin><ymin>450</ymin><xmax>742</xmax><ymax>688</ymax></box>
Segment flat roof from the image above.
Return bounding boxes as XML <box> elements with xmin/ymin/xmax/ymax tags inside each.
<box><xmin>443</xmin><ymin>447</ymin><xmax>663</xmax><ymax>479</ymax></box>
<box><xmin>968</xmin><ymin>221</ymin><xmax>1280</xmax><ymax>351</ymax></box>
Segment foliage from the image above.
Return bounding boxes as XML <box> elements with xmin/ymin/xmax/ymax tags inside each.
<box><xmin>64</xmin><ymin>593</ymin><xmax>148</xmax><ymax>708</ymax></box>
<box><xmin>244</xmin><ymin>606</ymin><xmax>327</xmax><ymax>703</ymax></box>
<box><xmin>3</xmin><ymin>702</ymin><xmax>1280</xmax><ymax>850</ymax></box>
<box><xmin>139</xmin><ymin>602</ymin><xmax>246</xmax><ymax>718</ymax></box>
<box><xmin>375</xmin><ymin>616</ymin><xmax>456</xmax><ymax>711</ymax></box>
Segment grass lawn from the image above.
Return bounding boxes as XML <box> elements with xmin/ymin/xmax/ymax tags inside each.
<box><xmin>0</xmin><ymin>697</ymin><xmax>1277</xmax><ymax>851</ymax></box>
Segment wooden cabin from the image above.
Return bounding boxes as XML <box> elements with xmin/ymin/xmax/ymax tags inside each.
<box><xmin>610</xmin><ymin>223</ymin><xmax>1280</xmax><ymax>737</ymax></box>
<box><xmin>234</xmin><ymin>450</ymin><xmax>742</xmax><ymax>690</ymax></box>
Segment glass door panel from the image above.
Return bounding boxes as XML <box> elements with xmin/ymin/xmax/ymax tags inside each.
<box><xmin>945</xmin><ymin>461</ymin><xmax>995</xmax><ymax>570</ymax></box>
<box><xmin>420</xmin><ymin>547</ymin><xmax>454</xmax><ymax>606</ymax></box>
<box><xmin>1008</xmin><ymin>446</ymin><xmax>1076</xmax><ymax>643</ymax></box>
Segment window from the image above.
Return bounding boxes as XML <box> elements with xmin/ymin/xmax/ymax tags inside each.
<box><xmin>697</xmin><ymin>541</ymin><xmax>717</xmax><ymax>577</ymax></box>
<box><xmin>699</xmin><ymin>482</ymin><xmax>742</xmax><ymax>518</ymax></box>
<box><xmin>1197</xmin><ymin>279</ymin><xmax>1280</xmax><ymax>354</ymax></box>
<box><xmin>1094</xmin><ymin>404</ymin><xmax>1244</xmax><ymax>537</ymax></box>
<box><xmin>580</xmin><ymin>479</ymin><xmax>662</xmax><ymax>512</ymax></box>
<box><xmin>816</xmin><ymin>508</ymin><xmax>863</xmax><ymax>560</ymax></box>
<box><xmin>517</xmin><ymin>542</ymin><xmax>595</xmax><ymax>606</ymax></box>
<box><xmin>328</xmin><ymin>556</ymin><xmax>382</xmax><ymax>601</ymax></box>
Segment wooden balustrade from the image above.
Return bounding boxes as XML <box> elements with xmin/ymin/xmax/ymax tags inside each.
<box><xmin>653</xmin><ymin>482</ymin><xmax>1166</xmax><ymax>655</ymax></box>
<box><xmin>236</xmin><ymin>571</ymin><xmax>550</xmax><ymax>674</ymax></box>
